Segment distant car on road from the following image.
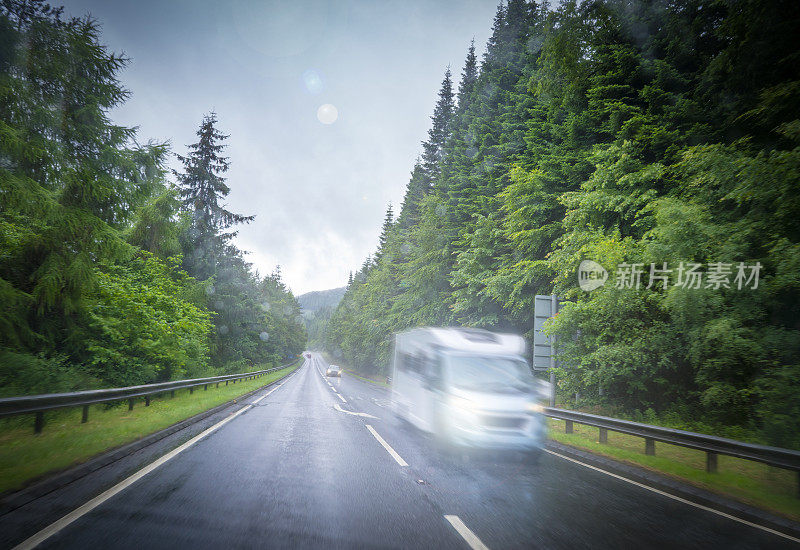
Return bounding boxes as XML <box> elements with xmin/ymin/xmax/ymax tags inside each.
<box><xmin>326</xmin><ymin>365</ymin><xmax>341</xmax><ymax>377</ymax></box>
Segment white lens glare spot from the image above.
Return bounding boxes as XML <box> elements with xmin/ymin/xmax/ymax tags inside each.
<box><xmin>317</xmin><ymin>104</ymin><xmax>338</xmax><ymax>125</ymax></box>
<box><xmin>303</xmin><ymin>69</ymin><xmax>324</xmax><ymax>94</ymax></box>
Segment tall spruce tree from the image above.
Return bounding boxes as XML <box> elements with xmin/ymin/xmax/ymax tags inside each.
<box><xmin>457</xmin><ymin>40</ymin><xmax>478</xmax><ymax>111</ymax></box>
<box><xmin>376</xmin><ymin>203</ymin><xmax>394</xmax><ymax>259</ymax></box>
<box><xmin>421</xmin><ymin>68</ymin><xmax>455</xmax><ymax>182</ymax></box>
<box><xmin>483</xmin><ymin>1</ymin><xmax>506</xmax><ymax>66</ymax></box>
<box><xmin>397</xmin><ymin>162</ymin><xmax>428</xmax><ymax>230</ymax></box>
<box><xmin>175</xmin><ymin>113</ymin><xmax>254</xmax><ymax>280</ymax></box>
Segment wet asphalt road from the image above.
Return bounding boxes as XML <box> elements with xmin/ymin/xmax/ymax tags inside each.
<box><xmin>8</xmin><ymin>355</ymin><xmax>798</xmax><ymax>549</ymax></box>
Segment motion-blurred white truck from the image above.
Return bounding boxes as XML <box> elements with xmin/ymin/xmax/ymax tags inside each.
<box><xmin>390</xmin><ymin>327</ymin><xmax>547</xmax><ymax>455</ymax></box>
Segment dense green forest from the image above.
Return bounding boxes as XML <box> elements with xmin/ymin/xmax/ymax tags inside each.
<box><xmin>326</xmin><ymin>0</ymin><xmax>800</xmax><ymax>447</ymax></box>
<box><xmin>0</xmin><ymin>1</ymin><xmax>305</xmax><ymax>395</ymax></box>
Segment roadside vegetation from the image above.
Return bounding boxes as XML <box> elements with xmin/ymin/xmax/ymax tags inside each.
<box><xmin>324</xmin><ymin>0</ymin><xmax>800</xmax><ymax>451</ymax></box>
<box><xmin>0</xmin><ymin>363</ymin><xmax>299</xmax><ymax>494</ymax></box>
<box><xmin>0</xmin><ymin>1</ymin><xmax>306</xmax><ymax>398</ymax></box>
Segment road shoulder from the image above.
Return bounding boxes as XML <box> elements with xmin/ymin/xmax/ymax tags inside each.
<box><xmin>547</xmin><ymin>440</ymin><xmax>800</xmax><ymax>542</ymax></box>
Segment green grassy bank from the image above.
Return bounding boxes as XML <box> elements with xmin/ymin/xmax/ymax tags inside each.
<box><xmin>0</xmin><ymin>363</ymin><xmax>298</xmax><ymax>494</ymax></box>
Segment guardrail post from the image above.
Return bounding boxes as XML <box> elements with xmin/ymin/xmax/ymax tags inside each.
<box><xmin>645</xmin><ymin>438</ymin><xmax>655</xmax><ymax>456</ymax></box>
<box><xmin>225</xmin><ymin>380</ymin><xmax>228</xmax><ymax>386</ymax></box>
<box><xmin>565</xmin><ymin>420</ymin><xmax>573</xmax><ymax>434</ymax></box>
<box><xmin>145</xmin><ymin>396</ymin><xmax>150</xmax><ymax>406</ymax></box>
<box><xmin>34</xmin><ymin>411</ymin><xmax>43</xmax><ymax>434</ymax></box>
<box><xmin>216</xmin><ymin>382</ymin><xmax>219</xmax><ymax>388</ymax></box>
<box><xmin>599</xmin><ymin>428</ymin><xmax>607</xmax><ymax>444</ymax></box>
<box><xmin>128</xmin><ymin>399</ymin><xmax>134</xmax><ymax>411</ymax></box>
<box><xmin>189</xmin><ymin>386</ymin><xmax>193</xmax><ymax>394</ymax></box>
<box><xmin>82</xmin><ymin>405</ymin><xmax>89</xmax><ymax>423</ymax></box>
<box><xmin>706</xmin><ymin>451</ymin><xmax>718</xmax><ymax>473</ymax></box>
<box><xmin>171</xmin><ymin>390</ymin><xmax>175</xmax><ymax>398</ymax></box>
<box><xmin>204</xmin><ymin>384</ymin><xmax>208</xmax><ymax>391</ymax></box>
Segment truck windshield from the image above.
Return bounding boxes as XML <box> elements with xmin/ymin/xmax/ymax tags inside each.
<box><xmin>444</xmin><ymin>355</ymin><xmax>535</xmax><ymax>393</ymax></box>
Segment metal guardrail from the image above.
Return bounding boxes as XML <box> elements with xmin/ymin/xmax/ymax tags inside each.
<box><xmin>544</xmin><ymin>407</ymin><xmax>800</xmax><ymax>496</ymax></box>
<box><xmin>0</xmin><ymin>363</ymin><xmax>295</xmax><ymax>433</ymax></box>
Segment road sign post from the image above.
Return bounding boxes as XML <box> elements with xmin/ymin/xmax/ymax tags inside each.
<box><xmin>533</xmin><ymin>294</ymin><xmax>560</xmax><ymax>406</ymax></box>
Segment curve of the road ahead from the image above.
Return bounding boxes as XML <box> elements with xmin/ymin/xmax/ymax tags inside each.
<box><xmin>3</xmin><ymin>354</ymin><xmax>798</xmax><ymax>549</ymax></box>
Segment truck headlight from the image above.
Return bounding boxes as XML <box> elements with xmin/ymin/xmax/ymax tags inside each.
<box><xmin>449</xmin><ymin>395</ymin><xmax>477</xmax><ymax>412</ymax></box>
<box><xmin>447</xmin><ymin>395</ymin><xmax>479</xmax><ymax>428</ymax></box>
<box><xmin>526</xmin><ymin>402</ymin><xmax>545</xmax><ymax>413</ymax></box>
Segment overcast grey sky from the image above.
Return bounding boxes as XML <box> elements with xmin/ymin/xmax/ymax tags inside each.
<box><xmin>62</xmin><ymin>0</ymin><xmax>497</xmax><ymax>295</ymax></box>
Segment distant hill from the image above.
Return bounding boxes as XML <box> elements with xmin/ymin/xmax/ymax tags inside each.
<box><xmin>298</xmin><ymin>287</ymin><xmax>346</xmax><ymax>316</ymax></box>
<box><xmin>298</xmin><ymin>287</ymin><xmax>346</xmax><ymax>348</ymax></box>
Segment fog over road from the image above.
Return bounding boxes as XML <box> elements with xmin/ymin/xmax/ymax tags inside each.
<box><xmin>3</xmin><ymin>355</ymin><xmax>796</xmax><ymax>549</ymax></box>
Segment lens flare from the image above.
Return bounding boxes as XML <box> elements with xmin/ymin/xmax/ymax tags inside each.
<box><xmin>317</xmin><ymin>104</ymin><xmax>338</xmax><ymax>124</ymax></box>
<box><xmin>302</xmin><ymin>69</ymin><xmax>324</xmax><ymax>94</ymax></box>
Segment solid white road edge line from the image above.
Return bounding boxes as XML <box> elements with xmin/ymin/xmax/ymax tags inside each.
<box><xmin>337</xmin><ymin>393</ymin><xmax>347</xmax><ymax>403</ymax></box>
<box><xmin>544</xmin><ymin>449</ymin><xmax>800</xmax><ymax>544</ymax></box>
<box><xmin>13</xmin><ymin>382</ymin><xmax>287</xmax><ymax>550</ymax></box>
<box><xmin>366</xmin><ymin>424</ymin><xmax>408</xmax><ymax>466</ymax></box>
<box><xmin>444</xmin><ymin>515</ymin><xmax>490</xmax><ymax>550</ymax></box>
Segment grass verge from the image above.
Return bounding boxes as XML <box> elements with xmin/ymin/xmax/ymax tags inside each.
<box><xmin>0</xmin><ymin>363</ymin><xmax>298</xmax><ymax>494</ymax></box>
<box><xmin>547</xmin><ymin>418</ymin><xmax>800</xmax><ymax>522</ymax></box>
<box><xmin>340</xmin><ymin>367</ymin><xmax>389</xmax><ymax>388</ymax></box>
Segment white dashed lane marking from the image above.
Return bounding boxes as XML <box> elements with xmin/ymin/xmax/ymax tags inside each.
<box><xmin>444</xmin><ymin>515</ymin><xmax>490</xmax><ymax>550</ymax></box>
<box><xmin>365</xmin><ymin>424</ymin><xmax>407</xmax><ymax>466</ymax></box>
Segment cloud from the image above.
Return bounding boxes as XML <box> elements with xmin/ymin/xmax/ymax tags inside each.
<box><xmin>62</xmin><ymin>0</ymin><xmax>496</xmax><ymax>294</ymax></box>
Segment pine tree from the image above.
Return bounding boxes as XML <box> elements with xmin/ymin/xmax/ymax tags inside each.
<box><xmin>0</xmin><ymin>1</ymin><xmax>207</xmax><ymax>391</ymax></box>
<box><xmin>0</xmin><ymin>1</ymin><xmax>160</xmax><ymax>318</ymax></box>
<box><xmin>483</xmin><ymin>1</ymin><xmax>506</xmax><ymax>66</ymax></box>
<box><xmin>421</xmin><ymin>68</ymin><xmax>455</xmax><ymax>182</ymax></box>
<box><xmin>457</xmin><ymin>40</ymin><xmax>478</xmax><ymax>112</ymax></box>
<box><xmin>175</xmin><ymin>113</ymin><xmax>254</xmax><ymax>280</ymax></box>
<box><xmin>397</xmin><ymin>162</ymin><xmax>428</xmax><ymax>230</ymax></box>
<box><xmin>376</xmin><ymin>203</ymin><xmax>394</xmax><ymax>258</ymax></box>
